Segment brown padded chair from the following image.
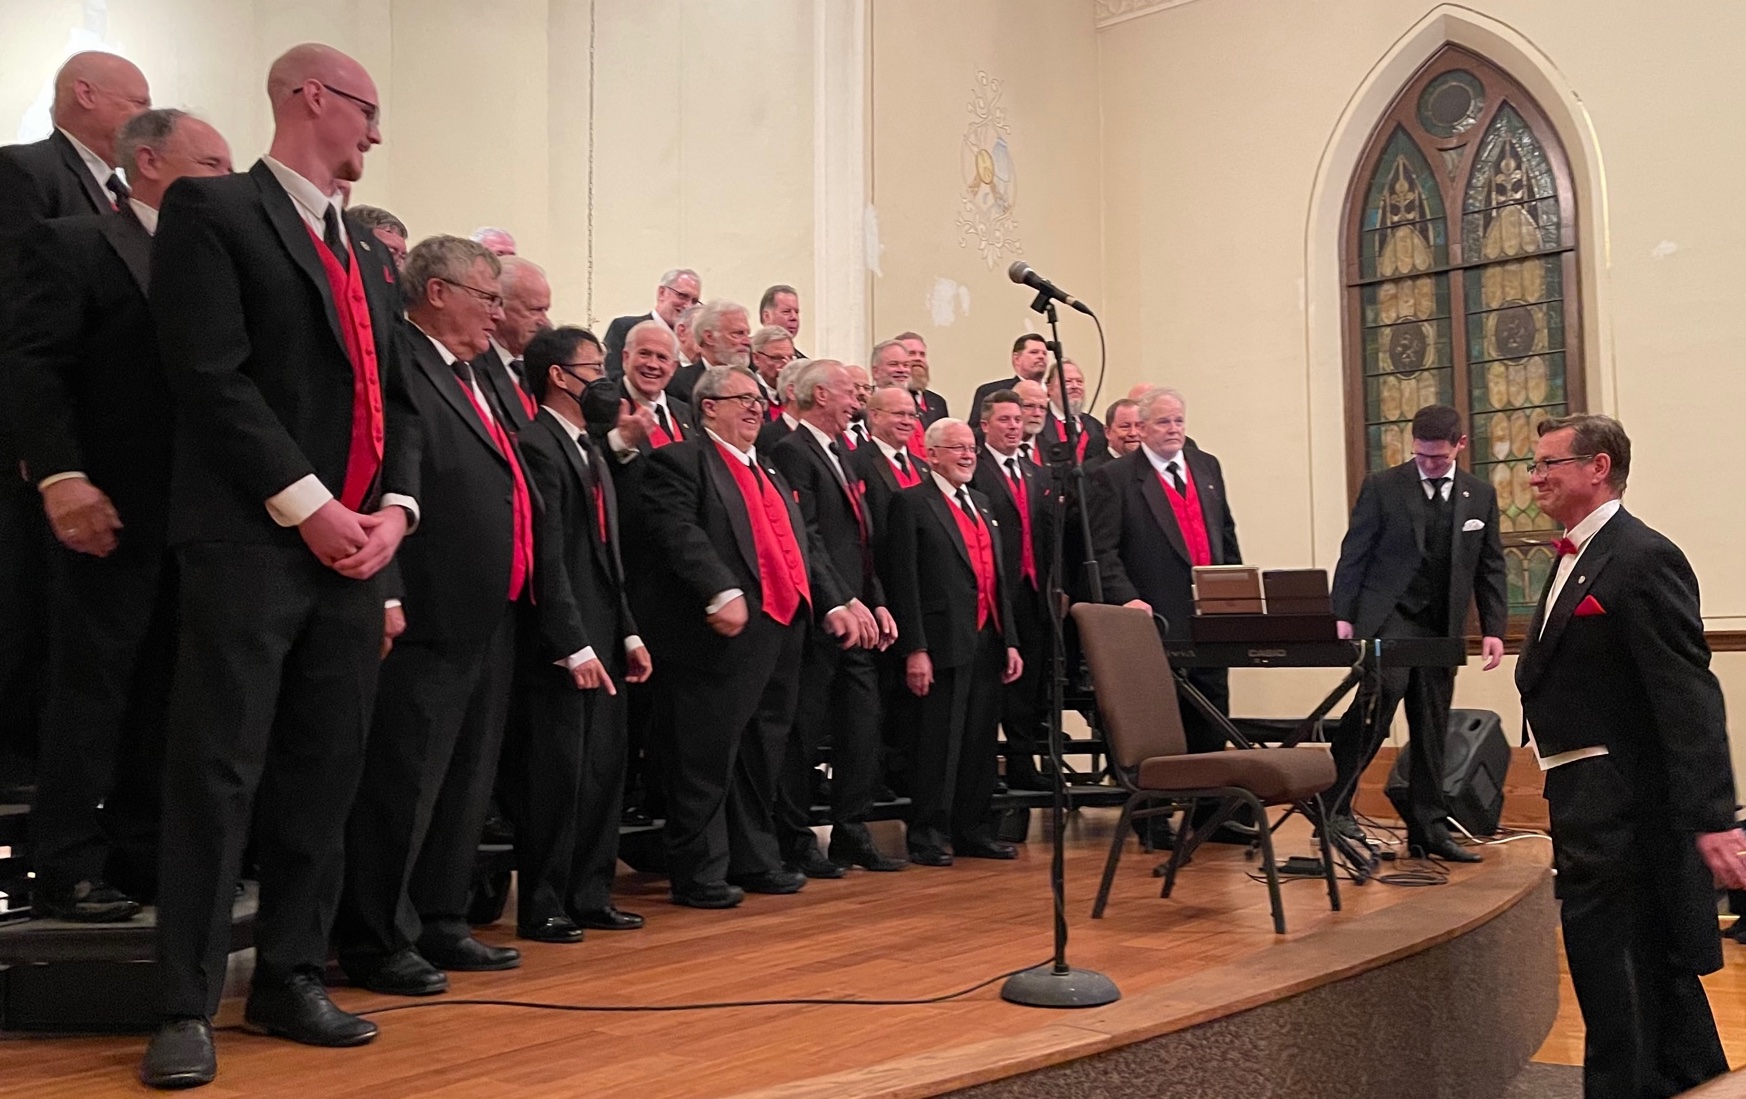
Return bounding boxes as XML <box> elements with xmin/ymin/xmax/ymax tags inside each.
<box><xmin>1071</xmin><ymin>603</ymin><xmax>1341</xmax><ymax>933</ymax></box>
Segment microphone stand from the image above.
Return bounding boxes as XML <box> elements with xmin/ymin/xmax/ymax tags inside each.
<box><xmin>1000</xmin><ymin>294</ymin><xmax>1121</xmax><ymax>1008</ymax></box>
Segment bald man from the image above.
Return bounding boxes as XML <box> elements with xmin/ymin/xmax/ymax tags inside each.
<box><xmin>471</xmin><ymin>226</ymin><xmax>516</xmax><ymax>255</ymax></box>
<box><xmin>0</xmin><ymin>51</ymin><xmax>151</xmax><ymax>807</ymax></box>
<box><xmin>142</xmin><ymin>43</ymin><xmax>417</xmax><ymax>1088</ymax></box>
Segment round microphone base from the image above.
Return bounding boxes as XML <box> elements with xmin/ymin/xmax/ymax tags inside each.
<box><xmin>999</xmin><ymin>964</ymin><xmax>1122</xmax><ymax>1008</ymax></box>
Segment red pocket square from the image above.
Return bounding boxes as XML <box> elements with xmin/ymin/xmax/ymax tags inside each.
<box><xmin>1573</xmin><ymin>594</ymin><xmax>1606</xmax><ymax>617</ymax></box>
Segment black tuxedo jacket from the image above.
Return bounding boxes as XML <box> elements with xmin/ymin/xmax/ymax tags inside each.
<box><xmin>4</xmin><ymin>206</ymin><xmax>172</xmax><ymax>544</ymax></box>
<box><xmin>1091</xmin><ymin>447</ymin><xmax>1240</xmax><ymax>637</ymax></box>
<box><xmin>971</xmin><ymin>448</ymin><xmax>1052</xmax><ymax>600</ymax></box>
<box><xmin>631</xmin><ymin>435</ymin><xmax>846</xmax><ymax>667</ymax></box>
<box><xmin>667</xmin><ymin>360</ymin><xmax>705</xmax><ymax>403</ymax></box>
<box><xmin>150</xmin><ymin>161</ymin><xmax>418</xmax><ymax>547</ymax></box>
<box><xmin>1041</xmin><ymin>411</ymin><xmax>1106</xmax><ymax>467</ymax></box>
<box><xmin>1330</xmin><ymin>461</ymin><xmax>1507</xmax><ymax>639</ymax></box>
<box><xmin>394</xmin><ymin>330</ymin><xmax>539</xmax><ymax>649</ymax></box>
<box><xmin>0</xmin><ymin>130</ymin><xmax>110</xmax><ymax>239</ymax></box>
<box><xmin>769</xmin><ymin>426</ymin><xmax>882</xmax><ymax>608</ymax></box>
<box><xmin>472</xmin><ymin>348</ymin><xmax>535</xmax><ymax>431</ymax></box>
<box><xmin>881</xmin><ymin>482</ymin><xmax>1016</xmax><ymax>669</ymax></box>
<box><xmin>850</xmin><ymin>442</ymin><xmax>929</xmax><ymax>558</ymax></box>
<box><xmin>916</xmin><ymin>389</ymin><xmax>949</xmax><ymax>426</ymax></box>
<box><xmin>1082</xmin><ymin>447</ymin><xmax>1123</xmax><ymax>478</ymax></box>
<box><xmin>520</xmin><ymin>408</ymin><xmax>637</xmax><ymax>678</ymax></box>
<box><xmin>603</xmin><ymin>311</ymin><xmax>653</xmax><ymax>379</ymax></box>
<box><xmin>968</xmin><ymin>375</ymin><xmax>1023</xmax><ymax>434</ymax></box>
<box><xmin>757</xmin><ymin>415</ymin><xmax>795</xmax><ymax>453</ymax></box>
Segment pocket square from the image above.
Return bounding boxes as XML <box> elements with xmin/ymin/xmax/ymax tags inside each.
<box><xmin>1573</xmin><ymin>594</ymin><xmax>1606</xmax><ymax>617</ymax></box>
<box><xmin>1462</xmin><ymin>518</ymin><xmax>1485</xmax><ymax>532</ymax></box>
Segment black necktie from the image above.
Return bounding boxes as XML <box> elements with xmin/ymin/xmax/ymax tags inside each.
<box><xmin>1019</xmin><ymin>440</ymin><xmax>1034</xmax><ymax>464</ymax></box>
<box><xmin>1167</xmin><ymin>461</ymin><xmax>1186</xmax><ymax>495</ymax></box>
<box><xmin>654</xmin><ymin>403</ymin><xmax>673</xmax><ymax>437</ymax></box>
<box><xmin>104</xmin><ymin>172</ymin><xmax>129</xmax><ymax>210</ymax></box>
<box><xmin>894</xmin><ymin>452</ymin><xmax>910</xmax><ymax>476</ymax></box>
<box><xmin>828</xmin><ymin>439</ymin><xmax>852</xmax><ymax>487</ymax></box>
<box><xmin>956</xmin><ymin>487</ymin><xmax>978</xmax><ymax>522</ymax></box>
<box><xmin>508</xmin><ymin>359</ymin><xmax>528</xmax><ymax>388</ymax></box>
<box><xmin>322</xmin><ymin>204</ymin><xmax>349</xmax><ymax>271</ymax></box>
<box><xmin>1427</xmin><ymin>477</ymin><xmax>1449</xmax><ymax>503</ymax></box>
<box><xmin>1005</xmin><ymin>456</ymin><xmax>1023</xmax><ymax>491</ymax></box>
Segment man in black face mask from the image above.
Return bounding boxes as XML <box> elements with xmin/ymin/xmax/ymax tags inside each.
<box><xmin>504</xmin><ymin>326</ymin><xmax>653</xmax><ymax>941</ymax></box>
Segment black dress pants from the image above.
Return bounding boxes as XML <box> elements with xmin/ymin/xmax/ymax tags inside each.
<box><xmin>1545</xmin><ymin>756</ymin><xmax>1728</xmax><ymax>1098</ymax></box>
<box><xmin>156</xmin><ymin>544</ymin><xmax>382</xmax><ymax>1017</ymax></box>
<box><xmin>0</xmin><ymin>481</ymin><xmax>46</xmax><ymax>791</ymax></box>
<box><xmin>906</xmin><ymin>627</ymin><xmax>1003</xmax><ymax>853</ymax></box>
<box><xmin>775</xmin><ymin>635</ymin><xmax>880</xmax><ymax>859</ymax></box>
<box><xmin>335</xmin><ymin>603</ymin><xmax>517</xmax><ymax>960</ymax></box>
<box><xmin>999</xmin><ymin>587</ymin><xmax>1049</xmax><ymax>776</ymax></box>
<box><xmin>660</xmin><ymin>614</ymin><xmax>806</xmax><ymax>892</ymax></box>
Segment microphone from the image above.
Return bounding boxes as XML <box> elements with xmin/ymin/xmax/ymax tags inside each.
<box><xmin>1008</xmin><ymin>261</ymin><xmax>1093</xmax><ymax>315</ymax></box>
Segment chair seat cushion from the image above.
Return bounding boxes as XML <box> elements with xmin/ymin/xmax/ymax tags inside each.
<box><xmin>1137</xmin><ymin>746</ymin><xmax>1335</xmax><ymax>803</ymax></box>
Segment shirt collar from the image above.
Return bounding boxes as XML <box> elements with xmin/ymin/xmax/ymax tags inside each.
<box><xmin>626</xmin><ymin>384</ymin><xmax>668</xmax><ymax>412</ymax></box>
<box><xmin>985</xmin><ymin>441</ymin><xmax>1020</xmax><ymax>467</ymax></box>
<box><xmin>1141</xmin><ymin>442</ymin><xmax>1184</xmax><ymax>476</ymax></box>
<box><xmin>1564</xmin><ymin>499</ymin><xmax>1622</xmax><ymax>553</ymax></box>
<box><xmin>874</xmin><ymin>436</ymin><xmax>904</xmax><ymax>461</ymax></box>
<box><xmin>706</xmin><ymin>428</ymin><xmax>756</xmax><ymax>465</ymax></box>
<box><xmin>58</xmin><ymin>128</ymin><xmax>114</xmax><ymax>189</ymax></box>
<box><xmin>543</xmin><ymin>406</ymin><xmax>585</xmax><ymax>444</ymax></box>
<box><xmin>931</xmin><ymin>470</ymin><xmax>963</xmax><ymax>499</ymax></box>
<box><xmin>649</xmin><ymin>310</ymin><xmax>673</xmax><ymax>333</ymax></box>
<box><xmin>261</xmin><ymin>156</ymin><xmax>345</xmax><ymax>240</ymax></box>
<box><xmin>491</xmin><ymin>338</ymin><xmax>517</xmax><ymax>367</ymax></box>
<box><xmin>414</xmin><ymin>326</ymin><xmax>459</xmax><ymax>367</ymax></box>
<box><xmin>127</xmin><ymin>198</ymin><xmax>159</xmax><ymax>235</ymax></box>
<box><xmin>799</xmin><ymin>419</ymin><xmax>837</xmax><ymax>450</ymax></box>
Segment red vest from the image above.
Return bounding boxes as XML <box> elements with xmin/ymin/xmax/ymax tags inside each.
<box><xmin>456</xmin><ymin>376</ymin><xmax>535</xmax><ymax>600</ymax></box>
<box><xmin>305</xmin><ymin>224</ymin><xmax>383</xmax><ymax>510</ymax></box>
<box><xmin>508</xmin><ymin>371</ymin><xmax>538</xmax><ymax>421</ymax></box>
<box><xmin>1053</xmin><ymin>415</ymin><xmax>1089</xmax><ymax>463</ymax></box>
<box><xmin>646</xmin><ymin>398</ymin><xmax>683</xmax><ymax>448</ymax></box>
<box><xmin>906</xmin><ymin>421</ymin><xmax>928</xmax><ymax>460</ymax></box>
<box><xmin>1159</xmin><ymin>460</ymin><xmax>1213</xmax><ymax>567</ymax></box>
<box><xmin>946</xmin><ymin>489</ymin><xmax>999</xmax><ymax>631</ymax></box>
<box><xmin>997</xmin><ymin>455</ymin><xmax>1038</xmax><ymax>588</ymax></box>
<box><xmin>889</xmin><ymin>449</ymin><xmax>922</xmax><ymax>488</ymax></box>
<box><xmin>717</xmin><ymin>442</ymin><xmax>810</xmax><ymax>625</ymax></box>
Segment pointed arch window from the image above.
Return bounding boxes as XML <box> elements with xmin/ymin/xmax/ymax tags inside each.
<box><xmin>1342</xmin><ymin>46</ymin><xmax>1584</xmax><ymax>626</ymax></box>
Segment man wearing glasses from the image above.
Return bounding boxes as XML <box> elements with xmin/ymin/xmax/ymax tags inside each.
<box><xmin>1327</xmin><ymin>404</ymin><xmax>1507</xmax><ymax>861</ymax></box>
<box><xmin>602</xmin><ymin>267</ymin><xmax>701</xmax><ymax>380</ymax></box>
<box><xmin>748</xmin><ymin>324</ymin><xmax>796</xmax><ymax>422</ymax></box>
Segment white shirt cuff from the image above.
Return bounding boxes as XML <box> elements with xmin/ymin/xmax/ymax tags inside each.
<box><xmin>625</xmin><ymin>635</ymin><xmax>646</xmax><ymax>654</ymax></box>
<box><xmin>267</xmin><ymin>474</ymin><xmax>333</xmax><ymax>527</ymax></box>
<box><xmin>37</xmin><ymin>471</ymin><xmax>88</xmax><ymax>490</ymax></box>
<box><xmin>607</xmin><ymin>428</ymin><xmax>638</xmax><ymax>464</ymax></box>
<box><xmin>556</xmin><ymin>646</ymin><xmax>598</xmax><ymax>670</ymax></box>
<box><xmin>706</xmin><ymin>589</ymin><xmax>744</xmax><ymax>615</ymax></box>
<box><xmin>385</xmin><ymin>599</ymin><xmax>403</xmax><ymax>610</ymax></box>
<box><xmin>381</xmin><ymin>492</ymin><xmax>420</xmax><ymax>533</ymax></box>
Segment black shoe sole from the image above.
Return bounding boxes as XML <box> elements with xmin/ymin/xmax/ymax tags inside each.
<box><xmin>424</xmin><ymin>955</ymin><xmax>521</xmax><ymax>972</ymax></box>
<box><xmin>670</xmin><ymin>894</ymin><xmax>742</xmax><ymax>909</ymax></box>
<box><xmin>518</xmin><ymin>929</ymin><xmax>585</xmax><ymax>943</ymax></box>
<box><xmin>240</xmin><ymin>1018</ymin><xmax>378</xmax><ymax>1047</ymax></box>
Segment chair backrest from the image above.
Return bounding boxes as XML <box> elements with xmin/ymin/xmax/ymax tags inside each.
<box><xmin>1071</xmin><ymin>603</ymin><xmax>1189</xmax><ymax>770</ymax></box>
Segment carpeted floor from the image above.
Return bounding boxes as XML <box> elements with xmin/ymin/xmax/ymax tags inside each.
<box><xmin>1504</xmin><ymin>1063</ymin><xmax>1583</xmax><ymax>1099</ymax></box>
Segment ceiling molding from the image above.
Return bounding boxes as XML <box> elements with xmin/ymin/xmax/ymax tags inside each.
<box><xmin>1094</xmin><ymin>0</ymin><xmax>1213</xmax><ymax>30</ymax></box>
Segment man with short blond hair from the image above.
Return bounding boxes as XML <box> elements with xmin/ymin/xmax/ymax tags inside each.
<box><xmin>470</xmin><ymin>226</ymin><xmax>515</xmax><ymax>256</ymax></box>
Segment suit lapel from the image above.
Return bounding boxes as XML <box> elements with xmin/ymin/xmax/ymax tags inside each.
<box><xmin>1399</xmin><ymin>465</ymin><xmax>1428</xmax><ymax>554</ymax></box>
<box><xmin>539</xmin><ymin>410</ymin><xmax>616</xmax><ymax>573</ymax></box>
<box><xmin>410</xmin><ymin>333</ymin><xmax>504</xmax><ymax>460</ymax></box>
<box><xmin>703</xmin><ymin>442</ymin><xmax>761</xmax><ymax>579</ymax></box>
<box><xmin>1519</xmin><ymin>513</ymin><xmax>1627</xmax><ymax>688</ymax></box>
<box><xmin>252</xmin><ymin>160</ymin><xmax>345</xmax><ymax>351</ymax></box>
<box><xmin>51</xmin><ymin>130</ymin><xmax>109</xmax><ymax>214</ymax></box>
<box><xmin>923</xmin><ymin>486</ymin><xmax>975</xmax><ymax>575</ymax></box>
<box><xmin>98</xmin><ymin>206</ymin><xmax>152</xmax><ymax>294</ymax></box>
<box><xmin>1137</xmin><ymin>459</ymin><xmax>1191</xmax><ymax>564</ymax></box>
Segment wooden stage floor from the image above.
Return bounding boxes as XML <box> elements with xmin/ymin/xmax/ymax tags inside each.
<box><xmin>1</xmin><ymin>810</ymin><xmax>1551</xmax><ymax>1098</ymax></box>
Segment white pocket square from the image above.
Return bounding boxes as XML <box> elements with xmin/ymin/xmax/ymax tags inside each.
<box><xmin>1462</xmin><ymin>518</ymin><xmax>1485</xmax><ymax>532</ymax></box>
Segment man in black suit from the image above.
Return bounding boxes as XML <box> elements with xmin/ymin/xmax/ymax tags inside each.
<box><xmin>851</xmin><ymin>386</ymin><xmax>932</xmax><ymax>789</ymax></box>
<box><xmin>749</xmin><ymin>324</ymin><xmax>798</xmax><ymax>428</ymax></box>
<box><xmin>0</xmin><ymin>51</ymin><xmax>152</xmax><ymax>799</ymax></box>
<box><xmin>1040</xmin><ymin>359</ymin><xmax>1106</xmax><ymax>467</ymax></box>
<box><xmin>4</xmin><ymin>110</ymin><xmax>231</xmax><ymax>923</ymax></box>
<box><xmin>882</xmin><ymin>418</ymin><xmax>1024</xmax><ymax>865</ymax></box>
<box><xmin>1516</xmin><ymin>413</ymin><xmax>1746</xmax><ymax>1098</ymax></box>
<box><xmin>968</xmin><ymin>333</ymin><xmax>1049</xmax><ymax>442</ymax></box>
<box><xmin>1091</xmin><ymin>387</ymin><xmax>1240</xmax><ymax>755</ymax></box>
<box><xmin>756</xmin><ymin>355</ymin><xmax>805</xmax><ymax>452</ymax></box>
<box><xmin>896</xmin><ymin>331</ymin><xmax>948</xmax><ymax>425</ymax></box>
<box><xmin>142</xmin><ymin>44</ymin><xmax>418</xmax><ymax>1088</ymax></box>
<box><xmin>632</xmin><ymin>366</ymin><xmax>868</xmax><ymax>908</ymax></box>
<box><xmin>1328</xmin><ymin>405</ymin><xmax>1506</xmax><ymax>860</ymax></box>
<box><xmin>511</xmin><ymin>327</ymin><xmax>653</xmax><ymax>940</ymax></box>
<box><xmin>871</xmin><ymin>340</ymin><xmax>928</xmax><ymax>457</ymax></box>
<box><xmin>334</xmin><ymin>236</ymin><xmax>534</xmax><ymax>996</ymax></box>
<box><xmin>759</xmin><ymin>283</ymin><xmax>806</xmax><ymax>359</ymax></box>
<box><xmin>471</xmin><ymin>254</ymin><xmax>549</xmax><ymax>428</ymax></box>
<box><xmin>603</xmin><ymin>267</ymin><xmax>699</xmax><ymax>379</ymax></box>
<box><xmin>1084</xmin><ymin>398</ymin><xmax>1142</xmax><ymax>476</ymax></box>
<box><xmin>971</xmin><ymin>391</ymin><xmax>1052</xmax><ymax>791</ymax></box>
<box><xmin>348</xmin><ymin>205</ymin><xmax>408</xmax><ymax>270</ymax></box>
<box><xmin>769</xmin><ymin>361</ymin><xmax>905</xmax><ymax>876</ymax></box>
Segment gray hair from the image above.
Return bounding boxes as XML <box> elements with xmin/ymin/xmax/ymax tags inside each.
<box><xmin>869</xmin><ymin>339</ymin><xmax>907</xmax><ymax>366</ymax></box>
<box><xmin>775</xmin><ymin>356</ymin><xmax>812</xmax><ymax>399</ymax></box>
<box><xmin>693</xmin><ymin>364</ymin><xmax>759</xmax><ymax>403</ymax></box>
<box><xmin>925</xmin><ymin>417</ymin><xmax>968</xmax><ymax>447</ymax></box>
<box><xmin>790</xmin><ymin>358</ymin><xmax>845</xmax><ymax>412</ymax></box>
<box><xmin>693</xmin><ymin>298</ymin><xmax>747</xmax><ymax>341</ymax></box>
<box><xmin>1136</xmin><ymin>386</ymin><xmax>1187</xmax><ymax>417</ymax></box>
<box><xmin>471</xmin><ymin>226</ymin><xmax>515</xmax><ymax>248</ymax></box>
<box><xmin>660</xmin><ymin>267</ymin><xmax>701</xmax><ymax>290</ymax></box>
<box><xmin>115</xmin><ymin>108</ymin><xmax>190</xmax><ymax>174</ymax></box>
<box><xmin>624</xmin><ymin>318</ymin><xmax>680</xmax><ymax>357</ymax></box>
<box><xmin>750</xmin><ymin>324</ymin><xmax>793</xmax><ymax>354</ymax></box>
<box><xmin>403</xmin><ymin>235</ymin><xmax>501</xmax><ymax>310</ymax></box>
<box><xmin>675</xmin><ymin>303</ymin><xmax>703</xmax><ymax>331</ymax></box>
<box><xmin>497</xmin><ymin>255</ymin><xmax>546</xmax><ymax>295</ymax></box>
<box><xmin>349</xmin><ymin>204</ymin><xmax>407</xmax><ymax>237</ymax></box>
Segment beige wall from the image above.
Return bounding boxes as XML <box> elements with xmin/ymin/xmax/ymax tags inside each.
<box><xmin>869</xmin><ymin>0</ymin><xmax>1104</xmax><ymax>417</ymax></box>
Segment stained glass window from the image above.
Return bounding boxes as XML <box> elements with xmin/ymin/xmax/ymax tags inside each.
<box><xmin>1343</xmin><ymin>47</ymin><xmax>1584</xmax><ymax>630</ymax></box>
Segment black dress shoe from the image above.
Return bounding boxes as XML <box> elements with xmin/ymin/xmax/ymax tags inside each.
<box><xmin>480</xmin><ymin>813</ymin><xmax>516</xmax><ymax>845</ymax></box>
<box><xmin>671</xmin><ymin>882</ymin><xmax>745</xmax><ymax>909</ymax></box>
<box><xmin>829</xmin><ymin>840</ymin><xmax>908</xmax><ymax>872</ymax></box>
<box><xmin>518</xmin><ymin>916</ymin><xmax>584</xmax><ymax>943</ymax></box>
<box><xmin>728</xmin><ymin>868</ymin><xmax>807</xmax><ymax>894</ymax></box>
<box><xmin>573</xmin><ymin>906</ymin><xmax>645</xmax><ymax>930</ymax></box>
<box><xmin>243</xmin><ymin>972</ymin><xmax>378</xmax><ymax>1047</ymax></box>
<box><xmin>955</xmin><ymin>840</ymin><xmax>1019</xmax><ymax>860</ymax></box>
<box><xmin>340</xmin><ymin>947</ymin><xmax>448</xmax><ymax>996</ymax></box>
<box><xmin>140</xmin><ymin>1016</ymin><xmax>216</xmax><ymax>1089</ymax></box>
<box><xmin>1411</xmin><ymin>837</ymin><xmax>1484</xmax><ymax>863</ymax></box>
<box><xmin>787</xmin><ymin>847</ymin><xmax>847</xmax><ymax>880</ymax></box>
<box><xmin>35</xmin><ymin>879</ymin><xmax>141</xmax><ymax>922</ymax></box>
<box><xmin>908</xmin><ymin>846</ymin><xmax>953</xmax><ymax>867</ymax></box>
<box><xmin>419</xmin><ymin>935</ymin><xmax>522</xmax><ymax>971</ymax></box>
<box><xmin>621</xmin><ymin>806</ymin><xmax>654</xmax><ymax>827</ymax></box>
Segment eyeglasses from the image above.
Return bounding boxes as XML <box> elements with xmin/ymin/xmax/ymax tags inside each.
<box><xmin>708</xmin><ymin>392</ymin><xmax>771</xmax><ymax>411</ymax></box>
<box><xmin>295</xmin><ymin>81</ymin><xmax>380</xmax><ymax>126</ymax></box>
<box><xmin>753</xmin><ymin>349</ymin><xmax>796</xmax><ymax>365</ymax></box>
<box><xmin>440</xmin><ymin>278</ymin><xmax>504</xmax><ymax>310</ymax></box>
<box><xmin>560</xmin><ymin>360</ymin><xmax>606</xmax><ymax>371</ymax></box>
<box><xmin>1526</xmin><ymin>454</ymin><xmax>1595</xmax><ymax>475</ymax></box>
<box><xmin>660</xmin><ymin>285</ymin><xmax>700</xmax><ymax>307</ymax></box>
<box><xmin>931</xmin><ymin>443</ymin><xmax>977</xmax><ymax>454</ymax></box>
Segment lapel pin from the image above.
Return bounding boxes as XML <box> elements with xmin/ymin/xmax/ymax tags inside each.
<box><xmin>1577</xmin><ymin>575</ymin><xmax>1585</xmax><ymax>584</ymax></box>
<box><xmin>1462</xmin><ymin>490</ymin><xmax>1470</xmax><ymax>498</ymax></box>
<box><xmin>357</xmin><ymin>239</ymin><xmax>371</xmax><ymax>251</ymax></box>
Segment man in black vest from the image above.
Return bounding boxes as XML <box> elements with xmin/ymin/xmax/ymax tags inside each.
<box><xmin>1328</xmin><ymin>405</ymin><xmax>1506</xmax><ymax>861</ymax></box>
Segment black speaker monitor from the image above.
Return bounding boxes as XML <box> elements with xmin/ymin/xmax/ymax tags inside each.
<box><xmin>1384</xmin><ymin>708</ymin><xmax>1511</xmax><ymax>836</ymax></box>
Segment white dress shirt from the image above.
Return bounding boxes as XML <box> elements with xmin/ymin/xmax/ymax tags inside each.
<box><xmin>1418</xmin><ymin>466</ymin><xmax>1454</xmax><ymax>501</ymax></box>
<box><xmin>608</xmin><ymin>387</ymin><xmax>682</xmax><ymax>462</ymax></box>
<box><xmin>1141</xmin><ymin>443</ymin><xmax>1188</xmax><ymax>488</ymax></box>
<box><xmin>1526</xmin><ymin>498</ymin><xmax>1622</xmax><ymax>770</ymax></box>
<box><xmin>256</xmin><ymin>158</ymin><xmax>418</xmax><ymax>531</ymax></box>
<box><xmin>542</xmin><ymin>408</ymin><xmax>645</xmax><ymax>665</ymax></box>
<box><xmin>799</xmin><ymin>420</ymin><xmax>849</xmax><ymax>485</ymax></box>
<box><xmin>58</xmin><ymin>128</ymin><xmax>114</xmax><ymax>196</ymax></box>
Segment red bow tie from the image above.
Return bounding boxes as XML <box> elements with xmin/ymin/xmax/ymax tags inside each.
<box><xmin>1552</xmin><ymin>537</ymin><xmax>1578</xmax><ymax>558</ymax></box>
